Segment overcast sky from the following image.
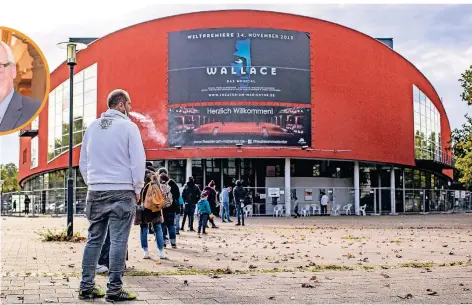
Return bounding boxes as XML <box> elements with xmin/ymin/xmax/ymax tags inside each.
<box><xmin>1</xmin><ymin>2</ymin><xmax>471</xmax><ymax>167</ymax></box>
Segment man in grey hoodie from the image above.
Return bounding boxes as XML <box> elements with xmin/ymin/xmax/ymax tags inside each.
<box><xmin>78</xmin><ymin>89</ymin><xmax>145</xmax><ymax>302</ymax></box>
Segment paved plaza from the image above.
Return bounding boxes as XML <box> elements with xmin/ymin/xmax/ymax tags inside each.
<box><xmin>1</xmin><ymin>214</ymin><xmax>472</xmax><ymax>304</ymax></box>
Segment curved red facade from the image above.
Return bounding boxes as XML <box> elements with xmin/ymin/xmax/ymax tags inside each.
<box><xmin>18</xmin><ymin>10</ymin><xmax>453</xmax><ymax>184</ymax></box>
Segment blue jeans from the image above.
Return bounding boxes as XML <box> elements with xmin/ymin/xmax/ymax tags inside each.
<box><xmin>175</xmin><ymin>213</ymin><xmax>180</xmax><ymax>234</ymax></box>
<box><xmin>161</xmin><ymin>212</ymin><xmax>176</xmax><ymax>245</ymax></box>
<box><xmin>222</xmin><ymin>202</ymin><xmax>231</xmax><ymax>221</ymax></box>
<box><xmin>198</xmin><ymin>213</ymin><xmax>209</xmax><ymax>233</ymax></box>
<box><xmin>98</xmin><ymin>227</ymin><xmax>110</xmax><ymax>268</ymax></box>
<box><xmin>80</xmin><ymin>190</ymin><xmax>135</xmax><ymax>296</ymax></box>
<box><xmin>236</xmin><ymin>204</ymin><xmax>245</xmax><ymax>225</ymax></box>
<box><xmin>140</xmin><ymin>222</ymin><xmax>164</xmax><ymax>251</ymax></box>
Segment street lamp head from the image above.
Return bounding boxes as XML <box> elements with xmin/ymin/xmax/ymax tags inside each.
<box><xmin>57</xmin><ymin>42</ymin><xmax>88</xmax><ymax>65</ymax></box>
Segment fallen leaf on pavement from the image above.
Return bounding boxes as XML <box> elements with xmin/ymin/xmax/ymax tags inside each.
<box><xmin>427</xmin><ymin>291</ymin><xmax>438</xmax><ymax>296</ymax></box>
<box><xmin>268</xmin><ymin>296</ymin><xmax>275</xmax><ymax>300</ymax></box>
<box><xmin>302</xmin><ymin>283</ymin><xmax>315</xmax><ymax>288</ymax></box>
<box><xmin>398</xmin><ymin>294</ymin><xmax>413</xmax><ymax>300</ymax></box>
<box><xmin>310</xmin><ymin>276</ymin><xmax>317</xmax><ymax>281</ymax></box>
<box><xmin>184</xmin><ymin>280</ymin><xmax>188</xmax><ymax>286</ymax></box>
<box><xmin>381</xmin><ymin>273</ymin><xmax>390</xmax><ymax>278</ymax></box>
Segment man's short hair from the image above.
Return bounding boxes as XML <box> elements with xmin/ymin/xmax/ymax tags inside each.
<box><xmin>0</xmin><ymin>41</ymin><xmax>15</xmax><ymax>65</ymax></box>
<box><xmin>107</xmin><ymin>89</ymin><xmax>130</xmax><ymax>108</ymax></box>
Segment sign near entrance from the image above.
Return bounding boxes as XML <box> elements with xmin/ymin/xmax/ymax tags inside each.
<box><xmin>168</xmin><ymin>105</ymin><xmax>312</xmax><ymax>147</ymax></box>
<box><xmin>168</xmin><ymin>28</ymin><xmax>311</xmax><ymax>104</ymax></box>
<box><xmin>268</xmin><ymin>188</ymin><xmax>280</xmax><ymax>198</ymax></box>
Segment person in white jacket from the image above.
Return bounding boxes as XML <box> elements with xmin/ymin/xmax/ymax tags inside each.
<box><xmin>78</xmin><ymin>89</ymin><xmax>145</xmax><ymax>302</ymax></box>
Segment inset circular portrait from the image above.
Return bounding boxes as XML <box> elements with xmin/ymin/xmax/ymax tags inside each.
<box><xmin>0</xmin><ymin>26</ymin><xmax>50</xmax><ymax>135</ymax></box>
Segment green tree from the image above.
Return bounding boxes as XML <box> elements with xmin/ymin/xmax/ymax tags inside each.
<box><xmin>452</xmin><ymin>65</ymin><xmax>472</xmax><ymax>188</ymax></box>
<box><xmin>0</xmin><ymin>163</ymin><xmax>21</xmax><ymax>193</ymax></box>
<box><xmin>454</xmin><ymin>133</ymin><xmax>472</xmax><ymax>189</ymax></box>
<box><xmin>460</xmin><ymin>65</ymin><xmax>472</xmax><ymax>105</ymax></box>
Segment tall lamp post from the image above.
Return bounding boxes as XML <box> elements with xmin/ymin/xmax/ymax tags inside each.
<box><xmin>0</xmin><ymin>180</ymin><xmax>4</xmax><ymax>216</ymax></box>
<box><xmin>57</xmin><ymin>41</ymin><xmax>87</xmax><ymax>238</ymax></box>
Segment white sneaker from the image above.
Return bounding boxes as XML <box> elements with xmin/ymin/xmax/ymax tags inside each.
<box><xmin>143</xmin><ymin>250</ymin><xmax>151</xmax><ymax>259</ymax></box>
<box><xmin>159</xmin><ymin>250</ymin><xmax>167</xmax><ymax>260</ymax></box>
<box><xmin>96</xmin><ymin>265</ymin><xmax>108</xmax><ymax>273</ymax></box>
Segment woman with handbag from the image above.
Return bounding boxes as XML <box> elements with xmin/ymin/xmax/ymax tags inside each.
<box><xmin>135</xmin><ymin>163</ymin><xmax>167</xmax><ymax>260</ymax></box>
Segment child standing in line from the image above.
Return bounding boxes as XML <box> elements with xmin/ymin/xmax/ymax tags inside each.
<box><xmin>197</xmin><ymin>191</ymin><xmax>211</xmax><ymax>237</ymax></box>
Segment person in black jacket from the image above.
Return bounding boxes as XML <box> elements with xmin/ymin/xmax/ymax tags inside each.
<box><xmin>157</xmin><ymin>168</ymin><xmax>181</xmax><ymax>249</ymax></box>
<box><xmin>181</xmin><ymin>177</ymin><xmax>201</xmax><ymax>232</ymax></box>
<box><xmin>203</xmin><ymin>180</ymin><xmax>219</xmax><ymax>229</ymax></box>
<box><xmin>24</xmin><ymin>195</ymin><xmax>30</xmax><ymax>215</ymax></box>
<box><xmin>233</xmin><ymin>180</ymin><xmax>246</xmax><ymax>226</ymax></box>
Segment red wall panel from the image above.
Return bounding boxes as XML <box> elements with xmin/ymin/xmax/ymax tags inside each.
<box><xmin>18</xmin><ymin>10</ymin><xmax>453</xmax><ymax>183</ymax></box>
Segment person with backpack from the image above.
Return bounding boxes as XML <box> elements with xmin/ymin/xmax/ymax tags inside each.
<box><xmin>135</xmin><ymin>162</ymin><xmax>166</xmax><ymax>260</ymax></box>
<box><xmin>181</xmin><ymin>177</ymin><xmax>201</xmax><ymax>232</ymax></box>
<box><xmin>233</xmin><ymin>180</ymin><xmax>246</xmax><ymax>226</ymax></box>
<box><xmin>203</xmin><ymin>181</ymin><xmax>219</xmax><ymax>229</ymax></box>
<box><xmin>197</xmin><ymin>191</ymin><xmax>211</xmax><ymax>237</ymax></box>
<box><xmin>157</xmin><ymin>168</ymin><xmax>180</xmax><ymax>249</ymax></box>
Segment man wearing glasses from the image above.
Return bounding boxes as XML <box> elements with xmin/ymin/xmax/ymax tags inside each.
<box><xmin>0</xmin><ymin>41</ymin><xmax>41</xmax><ymax>133</ymax></box>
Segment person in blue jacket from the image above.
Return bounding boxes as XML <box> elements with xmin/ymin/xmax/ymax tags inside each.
<box><xmin>197</xmin><ymin>191</ymin><xmax>211</xmax><ymax>236</ymax></box>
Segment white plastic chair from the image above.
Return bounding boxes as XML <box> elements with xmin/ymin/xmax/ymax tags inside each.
<box><xmin>332</xmin><ymin>204</ymin><xmax>341</xmax><ymax>216</ymax></box>
<box><xmin>301</xmin><ymin>206</ymin><xmax>311</xmax><ymax>217</ymax></box>
<box><xmin>273</xmin><ymin>205</ymin><xmax>284</xmax><ymax>217</ymax></box>
<box><xmin>359</xmin><ymin>204</ymin><xmax>367</xmax><ymax>216</ymax></box>
<box><xmin>310</xmin><ymin>204</ymin><xmax>321</xmax><ymax>215</ymax></box>
<box><xmin>244</xmin><ymin>205</ymin><xmax>253</xmax><ymax>217</ymax></box>
<box><xmin>343</xmin><ymin>204</ymin><xmax>353</xmax><ymax>215</ymax></box>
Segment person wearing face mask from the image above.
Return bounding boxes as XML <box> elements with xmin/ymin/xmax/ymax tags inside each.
<box><xmin>0</xmin><ymin>42</ymin><xmax>41</xmax><ymax>133</ymax></box>
<box><xmin>78</xmin><ymin>89</ymin><xmax>145</xmax><ymax>302</ymax></box>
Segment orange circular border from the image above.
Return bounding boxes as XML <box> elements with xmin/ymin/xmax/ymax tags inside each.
<box><xmin>0</xmin><ymin>26</ymin><xmax>51</xmax><ymax>136</ymax></box>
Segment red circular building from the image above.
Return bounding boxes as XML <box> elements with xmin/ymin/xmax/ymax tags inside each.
<box><xmin>17</xmin><ymin>10</ymin><xmax>454</xmax><ymax>216</ymax></box>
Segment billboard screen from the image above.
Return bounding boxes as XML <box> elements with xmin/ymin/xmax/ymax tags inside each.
<box><xmin>168</xmin><ymin>105</ymin><xmax>311</xmax><ymax>147</ymax></box>
<box><xmin>168</xmin><ymin>28</ymin><xmax>311</xmax><ymax>104</ymax></box>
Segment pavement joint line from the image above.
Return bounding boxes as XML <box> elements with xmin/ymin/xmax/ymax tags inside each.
<box><xmin>1</xmin><ymin>260</ymin><xmax>472</xmax><ymax>278</ymax></box>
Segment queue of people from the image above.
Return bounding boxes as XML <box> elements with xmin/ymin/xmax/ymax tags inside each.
<box><xmin>77</xmin><ymin>88</ymin><xmax>248</xmax><ymax>302</ymax></box>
